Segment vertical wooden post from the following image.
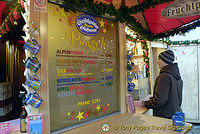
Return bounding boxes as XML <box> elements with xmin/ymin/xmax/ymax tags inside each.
<box><xmin>30</xmin><ymin>1</ymin><xmax>50</xmax><ymax>133</ymax></box>
<box><xmin>148</xmin><ymin>41</ymin><xmax>154</xmax><ymax>95</ymax></box>
<box><xmin>118</xmin><ymin>23</ymin><xmax>127</xmax><ymax>113</ymax></box>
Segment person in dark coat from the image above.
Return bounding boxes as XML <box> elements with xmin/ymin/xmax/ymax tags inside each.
<box><xmin>136</xmin><ymin>50</ymin><xmax>183</xmax><ymax>119</ymax></box>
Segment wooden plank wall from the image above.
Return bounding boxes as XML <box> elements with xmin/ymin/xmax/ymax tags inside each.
<box><xmin>118</xmin><ymin>23</ymin><xmax>127</xmax><ymax>113</ymax></box>
<box><xmin>30</xmin><ymin>1</ymin><xmax>50</xmax><ymax>133</ymax></box>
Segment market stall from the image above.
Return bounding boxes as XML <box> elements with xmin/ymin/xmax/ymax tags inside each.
<box><xmin>0</xmin><ymin>0</ymin><xmax>199</xmax><ymax>133</ymax></box>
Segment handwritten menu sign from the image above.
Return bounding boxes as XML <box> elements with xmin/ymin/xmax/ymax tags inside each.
<box><xmin>48</xmin><ymin>3</ymin><xmax>119</xmax><ymax>131</ymax></box>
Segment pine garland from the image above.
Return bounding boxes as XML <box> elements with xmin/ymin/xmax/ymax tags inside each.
<box><xmin>0</xmin><ymin>3</ymin><xmax>24</xmax><ymax>39</ymax></box>
<box><xmin>61</xmin><ymin>0</ymin><xmax>200</xmax><ymax>40</ymax></box>
<box><xmin>156</xmin><ymin>38</ymin><xmax>200</xmax><ymax>45</ymax></box>
<box><xmin>141</xmin><ymin>41</ymin><xmax>150</xmax><ymax>77</ymax></box>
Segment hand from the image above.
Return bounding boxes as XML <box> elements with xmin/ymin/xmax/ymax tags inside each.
<box><xmin>134</xmin><ymin>100</ymin><xmax>143</xmax><ymax>107</ymax></box>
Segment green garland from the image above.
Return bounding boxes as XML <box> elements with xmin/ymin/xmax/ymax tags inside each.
<box><xmin>156</xmin><ymin>38</ymin><xmax>200</xmax><ymax>45</ymax></box>
<box><xmin>62</xmin><ymin>0</ymin><xmax>152</xmax><ymax>39</ymax></box>
<box><xmin>126</xmin><ymin>34</ymin><xmax>150</xmax><ymax>77</ymax></box>
<box><xmin>153</xmin><ymin>19</ymin><xmax>200</xmax><ymax>40</ymax></box>
<box><xmin>62</xmin><ymin>0</ymin><xmax>199</xmax><ymax>40</ymax></box>
<box><xmin>0</xmin><ymin>3</ymin><xmax>24</xmax><ymax>38</ymax></box>
<box><xmin>141</xmin><ymin>41</ymin><xmax>150</xmax><ymax>77</ymax></box>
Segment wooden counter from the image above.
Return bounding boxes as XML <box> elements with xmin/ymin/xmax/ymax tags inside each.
<box><xmin>9</xmin><ymin>112</ymin><xmax>192</xmax><ymax>134</ymax></box>
<box><xmin>62</xmin><ymin>112</ymin><xmax>192</xmax><ymax>134</ymax></box>
<box><xmin>9</xmin><ymin>95</ymin><xmax>192</xmax><ymax>134</ymax></box>
<box><xmin>10</xmin><ymin>105</ymin><xmax>192</xmax><ymax>134</ymax></box>
<box><xmin>135</xmin><ymin>106</ymin><xmax>148</xmax><ymax>114</ymax></box>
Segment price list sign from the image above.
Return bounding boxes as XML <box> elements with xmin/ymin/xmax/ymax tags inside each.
<box><xmin>48</xmin><ymin>3</ymin><xmax>119</xmax><ymax>131</ymax></box>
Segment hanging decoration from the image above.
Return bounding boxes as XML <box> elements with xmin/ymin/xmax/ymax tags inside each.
<box><xmin>126</xmin><ymin>34</ymin><xmax>150</xmax><ymax>77</ymax></box>
<box><xmin>24</xmin><ymin>57</ymin><xmax>41</xmax><ymax>73</ymax></box>
<box><xmin>24</xmin><ymin>91</ymin><xmax>43</xmax><ymax>108</ymax></box>
<box><xmin>127</xmin><ymin>61</ymin><xmax>134</xmax><ymax>71</ymax></box>
<box><xmin>126</xmin><ymin>51</ymin><xmax>134</xmax><ymax>61</ymax></box>
<box><xmin>20</xmin><ymin>0</ymin><xmax>43</xmax><ymax>111</ymax></box>
<box><xmin>127</xmin><ymin>82</ymin><xmax>135</xmax><ymax>93</ymax></box>
<box><xmin>27</xmin><ymin>22</ymin><xmax>39</xmax><ymax>35</ymax></box>
<box><xmin>23</xmin><ymin>39</ymin><xmax>41</xmax><ymax>55</ymax></box>
<box><xmin>25</xmin><ymin>74</ymin><xmax>42</xmax><ymax>91</ymax></box>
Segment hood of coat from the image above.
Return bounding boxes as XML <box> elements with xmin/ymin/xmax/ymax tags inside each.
<box><xmin>160</xmin><ymin>63</ymin><xmax>181</xmax><ymax>80</ymax></box>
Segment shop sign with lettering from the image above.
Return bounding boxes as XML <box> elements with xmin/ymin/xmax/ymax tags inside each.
<box><xmin>161</xmin><ymin>0</ymin><xmax>200</xmax><ymax>18</ymax></box>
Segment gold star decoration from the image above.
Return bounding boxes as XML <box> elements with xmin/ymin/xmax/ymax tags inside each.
<box><xmin>111</xmin><ymin>23</ymin><xmax>113</xmax><ymax>27</ymax></box>
<box><xmin>14</xmin><ymin>21</ymin><xmax>18</xmax><ymax>25</ymax></box>
<box><xmin>67</xmin><ymin>112</ymin><xmax>71</xmax><ymax>116</ymax></box>
<box><xmin>53</xmin><ymin>11</ymin><xmax>58</xmax><ymax>16</ymax></box>
<box><xmin>76</xmin><ymin>111</ymin><xmax>84</xmax><ymax>122</ymax></box>
<box><xmin>59</xmin><ymin>8</ymin><xmax>67</xmax><ymax>18</ymax></box>
<box><xmin>99</xmin><ymin>19</ymin><xmax>105</xmax><ymax>28</ymax></box>
<box><xmin>103</xmin><ymin>28</ymin><xmax>107</xmax><ymax>33</ymax></box>
<box><xmin>96</xmin><ymin>105</ymin><xmax>101</xmax><ymax>111</ymax></box>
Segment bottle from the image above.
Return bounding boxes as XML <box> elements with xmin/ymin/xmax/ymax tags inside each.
<box><xmin>20</xmin><ymin>104</ymin><xmax>27</xmax><ymax>133</ymax></box>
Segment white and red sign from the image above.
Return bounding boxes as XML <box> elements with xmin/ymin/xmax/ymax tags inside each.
<box><xmin>34</xmin><ymin>0</ymin><xmax>47</xmax><ymax>13</ymax></box>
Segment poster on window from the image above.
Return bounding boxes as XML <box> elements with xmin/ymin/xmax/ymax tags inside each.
<box><xmin>27</xmin><ymin>114</ymin><xmax>43</xmax><ymax>134</ymax></box>
<box><xmin>48</xmin><ymin>3</ymin><xmax>119</xmax><ymax>131</ymax></box>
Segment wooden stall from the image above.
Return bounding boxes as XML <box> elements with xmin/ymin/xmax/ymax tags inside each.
<box><xmin>1</xmin><ymin>0</ymin><xmax>194</xmax><ymax>134</ymax></box>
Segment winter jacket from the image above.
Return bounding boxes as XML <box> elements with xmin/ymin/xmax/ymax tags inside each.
<box><xmin>144</xmin><ymin>63</ymin><xmax>183</xmax><ymax>119</ymax></box>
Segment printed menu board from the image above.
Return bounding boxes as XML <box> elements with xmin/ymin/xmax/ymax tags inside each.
<box><xmin>48</xmin><ymin>3</ymin><xmax>119</xmax><ymax>131</ymax></box>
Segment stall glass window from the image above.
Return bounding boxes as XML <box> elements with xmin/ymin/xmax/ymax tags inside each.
<box><xmin>48</xmin><ymin>3</ymin><xmax>119</xmax><ymax>131</ymax></box>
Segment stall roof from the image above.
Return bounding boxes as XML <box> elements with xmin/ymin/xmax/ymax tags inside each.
<box><xmin>142</xmin><ymin>1</ymin><xmax>200</xmax><ymax>34</ymax></box>
<box><xmin>1</xmin><ymin>0</ymin><xmax>199</xmax><ymax>40</ymax></box>
<box><xmin>126</xmin><ymin>0</ymin><xmax>200</xmax><ymax>38</ymax></box>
